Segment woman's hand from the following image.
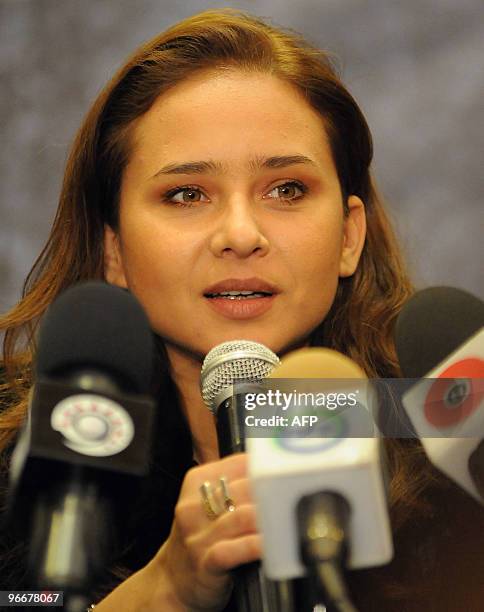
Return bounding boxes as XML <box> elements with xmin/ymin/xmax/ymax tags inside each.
<box><xmin>150</xmin><ymin>452</ymin><xmax>261</xmax><ymax>611</ymax></box>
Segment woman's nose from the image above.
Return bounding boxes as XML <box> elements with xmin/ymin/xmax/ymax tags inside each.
<box><xmin>208</xmin><ymin>197</ymin><xmax>270</xmax><ymax>259</ymax></box>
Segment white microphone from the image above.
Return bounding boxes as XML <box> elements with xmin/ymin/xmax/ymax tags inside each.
<box><xmin>396</xmin><ymin>286</ymin><xmax>484</xmax><ymax>503</ymax></box>
<box><xmin>246</xmin><ymin>348</ymin><xmax>393</xmax><ymax>582</ymax></box>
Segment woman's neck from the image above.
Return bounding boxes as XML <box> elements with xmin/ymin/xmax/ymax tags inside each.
<box><xmin>165</xmin><ymin>343</ymin><xmax>220</xmax><ymax>464</ymax></box>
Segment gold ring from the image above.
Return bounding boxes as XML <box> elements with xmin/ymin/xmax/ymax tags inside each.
<box><xmin>219</xmin><ymin>476</ymin><xmax>236</xmax><ymax>512</ymax></box>
<box><xmin>200</xmin><ymin>481</ymin><xmax>221</xmax><ymax>520</ymax></box>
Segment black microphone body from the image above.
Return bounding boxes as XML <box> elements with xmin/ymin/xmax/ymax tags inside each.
<box><xmin>201</xmin><ymin>342</ymin><xmax>293</xmax><ymax>612</ymax></box>
<box><xmin>216</xmin><ymin>393</ymin><xmax>292</xmax><ymax>612</ymax></box>
<box><xmin>5</xmin><ymin>283</ymin><xmax>156</xmax><ymax>603</ymax></box>
<box><xmin>216</xmin><ymin>394</ymin><xmax>248</xmax><ymax>457</ymax></box>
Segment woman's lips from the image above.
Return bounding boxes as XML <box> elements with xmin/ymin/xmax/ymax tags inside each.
<box><xmin>204</xmin><ymin>294</ymin><xmax>276</xmax><ymax>319</ymax></box>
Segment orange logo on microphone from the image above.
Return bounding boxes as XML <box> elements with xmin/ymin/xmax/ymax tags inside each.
<box><xmin>424</xmin><ymin>358</ymin><xmax>484</xmax><ymax>428</ymax></box>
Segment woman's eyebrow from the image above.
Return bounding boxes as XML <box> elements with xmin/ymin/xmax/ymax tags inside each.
<box><xmin>151</xmin><ymin>154</ymin><xmax>317</xmax><ymax>179</ymax></box>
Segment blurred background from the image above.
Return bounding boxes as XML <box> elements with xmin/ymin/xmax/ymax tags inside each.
<box><xmin>1</xmin><ymin>0</ymin><xmax>482</xmax><ymax>315</ymax></box>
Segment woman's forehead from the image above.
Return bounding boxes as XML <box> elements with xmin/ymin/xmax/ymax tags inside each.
<box><xmin>127</xmin><ymin>70</ymin><xmax>333</xmax><ymax>178</ymax></box>
<box><xmin>135</xmin><ymin>70</ymin><xmax>323</xmax><ymax>133</ymax></box>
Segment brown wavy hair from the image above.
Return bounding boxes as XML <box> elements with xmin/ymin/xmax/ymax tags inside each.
<box><xmin>0</xmin><ymin>8</ymin><xmax>442</xmax><ymax>606</ymax></box>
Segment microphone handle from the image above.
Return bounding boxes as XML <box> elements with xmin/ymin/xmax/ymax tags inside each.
<box><xmin>217</xmin><ymin>396</ymin><xmax>295</xmax><ymax>612</ymax></box>
<box><xmin>29</xmin><ymin>465</ymin><xmax>114</xmax><ymax>594</ymax></box>
<box><xmin>216</xmin><ymin>396</ymin><xmax>246</xmax><ymax>457</ymax></box>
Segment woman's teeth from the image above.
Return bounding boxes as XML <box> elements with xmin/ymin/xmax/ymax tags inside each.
<box><xmin>208</xmin><ymin>291</ymin><xmax>270</xmax><ymax>299</ymax></box>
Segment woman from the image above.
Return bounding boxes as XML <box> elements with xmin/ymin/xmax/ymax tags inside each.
<box><xmin>1</xmin><ymin>9</ymin><xmax>482</xmax><ymax>611</ymax></box>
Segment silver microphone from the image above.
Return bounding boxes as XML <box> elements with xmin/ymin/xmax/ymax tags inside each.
<box><xmin>200</xmin><ymin>340</ymin><xmax>294</xmax><ymax>612</ymax></box>
<box><xmin>201</xmin><ymin>339</ymin><xmax>280</xmax><ymax>412</ymax></box>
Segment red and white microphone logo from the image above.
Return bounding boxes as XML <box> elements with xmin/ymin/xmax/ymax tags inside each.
<box><xmin>424</xmin><ymin>358</ymin><xmax>484</xmax><ymax>428</ymax></box>
<box><xmin>50</xmin><ymin>394</ymin><xmax>134</xmax><ymax>457</ymax></box>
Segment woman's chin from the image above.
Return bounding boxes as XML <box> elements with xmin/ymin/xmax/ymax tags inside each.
<box><xmin>159</xmin><ymin>327</ymin><xmax>314</xmax><ymax>368</ymax></box>
<box><xmin>200</xmin><ymin>331</ymin><xmax>311</xmax><ymax>359</ymax></box>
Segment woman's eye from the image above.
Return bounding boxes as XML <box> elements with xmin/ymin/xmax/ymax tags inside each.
<box><xmin>162</xmin><ymin>181</ymin><xmax>307</xmax><ymax>207</ymax></box>
<box><xmin>163</xmin><ymin>186</ymin><xmax>209</xmax><ymax>206</ymax></box>
<box><xmin>265</xmin><ymin>181</ymin><xmax>307</xmax><ymax>202</ymax></box>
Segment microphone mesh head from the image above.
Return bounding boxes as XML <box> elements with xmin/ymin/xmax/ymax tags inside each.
<box><xmin>200</xmin><ymin>340</ymin><xmax>280</xmax><ymax>414</ymax></box>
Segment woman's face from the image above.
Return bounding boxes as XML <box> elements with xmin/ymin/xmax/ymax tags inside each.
<box><xmin>104</xmin><ymin>70</ymin><xmax>366</xmax><ymax>362</ymax></box>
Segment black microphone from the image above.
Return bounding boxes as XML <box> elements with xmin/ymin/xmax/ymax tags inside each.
<box><xmin>395</xmin><ymin>286</ymin><xmax>484</xmax><ymax>502</ymax></box>
<box><xmin>5</xmin><ymin>282</ymin><xmax>156</xmax><ymax>609</ymax></box>
<box><xmin>200</xmin><ymin>340</ymin><xmax>294</xmax><ymax>612</ymax></box>
<box><xmin>200</xmin><ymin>340</ymin><xmax>280</xmax><ymax>456</ymax></box>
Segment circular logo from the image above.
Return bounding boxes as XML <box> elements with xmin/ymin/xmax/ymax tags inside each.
<box><xmin>274</xmin><ymin>412</ymin><xmax>347</xmax><ymax>453</ymax></box>
<box><xmin>424</xmin><ymin>358</ymin><xmax>484</xmax><ymax>428</ymax></box>
<box><xmin>51</xmin><ymin>394</ymin><xmax>134</xmax><ymax>456</ymax></box>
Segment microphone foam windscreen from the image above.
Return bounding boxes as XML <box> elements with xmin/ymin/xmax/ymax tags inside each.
<box><xmin>36</xmin><ymin>282</ymin><xmax>153</xmax><ymax>393</ymax></box>
<box><xmin>395</xmin><ymin>286</ymin><xmax>484</xmax><ymax>378</ymax></box>
<box><xmin>269</xmin><ymin>347</ymin><xmax>366</xmax><ymax>379</ymax></box>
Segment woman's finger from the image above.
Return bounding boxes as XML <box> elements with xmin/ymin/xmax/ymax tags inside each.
<box><xmin>185</xmin><ymin>502</ymin><xmax>258</xmax><ymax>551</ymax></box>
<box><xmin>181</xmin><ymin>452</ymin><xmax>249</xmax><ymax>496</ymax></box>
<box><xmin>201</xmin><ymin>533</ymin><xmax>263</xmax><ymax>575</ymax></box>
<box><xmin>175</xmin><ymin>477</ymin><xmax>254</xmax><ymax>538</ymax></box>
